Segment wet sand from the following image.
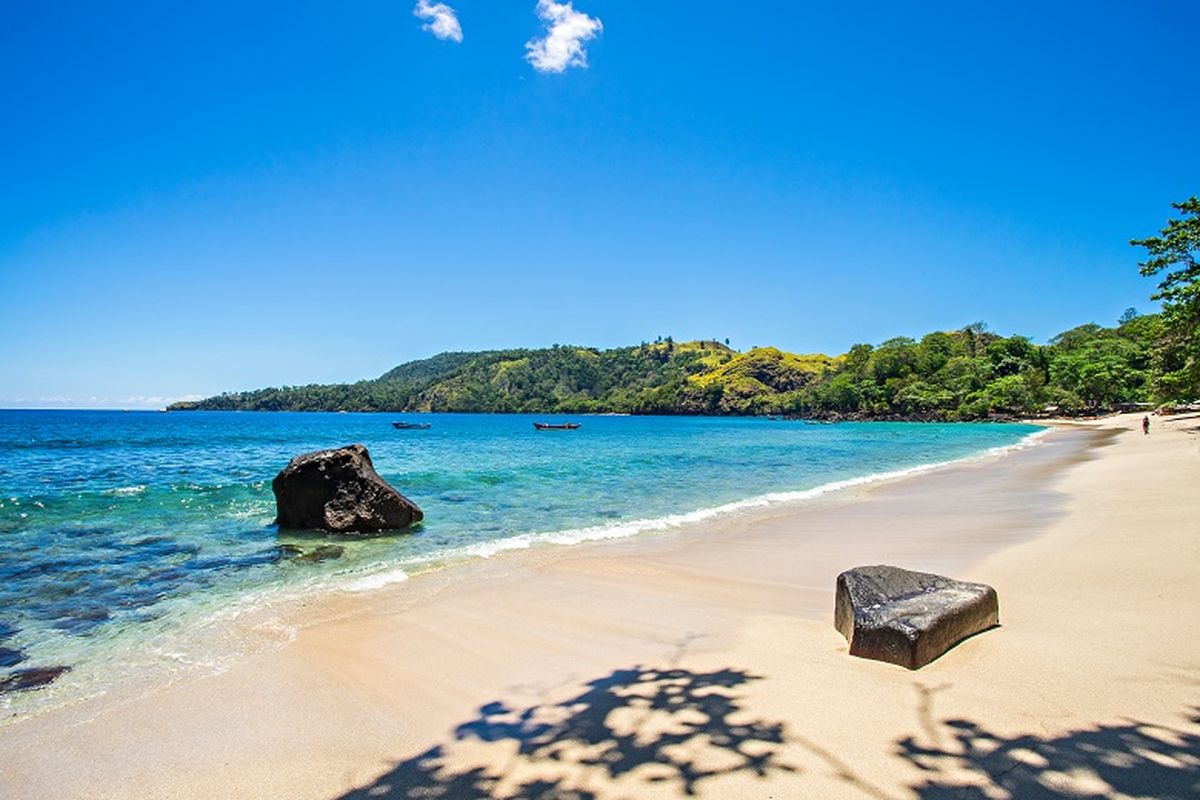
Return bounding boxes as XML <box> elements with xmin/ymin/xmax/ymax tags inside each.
<box><xmin>1</xmin><ymin>414</ymin><xmax>1196</xmax><ymax>799</ymax></box>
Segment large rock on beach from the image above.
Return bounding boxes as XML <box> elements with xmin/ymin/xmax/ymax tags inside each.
<box><xmin>272</xmin><ymin>444</ymin><xmax>422</xmax><ymax>534</ymax></box>
<box><xmin>835</xmin><ymin>565</ymin><xmax>998</xmax><ymax>670</ymax></box>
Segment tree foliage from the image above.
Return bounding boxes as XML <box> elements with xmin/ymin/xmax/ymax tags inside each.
<box><xmin>1131</xmin><ymin>197</ymin><xmax>1200</xmax><ymax>400</ymax></box>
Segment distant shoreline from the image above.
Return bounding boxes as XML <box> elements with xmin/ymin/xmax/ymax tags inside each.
<box><xmin>162</xmin><ymin>406</ymin><xmax>1142</xmax><ymax>425</ymax></box>
<box><xmin>3</xmin><ymin>405</ymin><xmax>1140</xmax><ymax>425</ymax></box>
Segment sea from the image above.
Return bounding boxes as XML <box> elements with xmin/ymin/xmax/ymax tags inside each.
<box><xmin>0</xmin><ymin>410</ymin><xmax>1044</xmax><ymax>715</ymax></box>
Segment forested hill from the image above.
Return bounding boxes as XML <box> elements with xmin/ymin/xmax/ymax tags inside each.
<box><xmin>170</xmin><ymin>340</ymin><xmax>834</xmax><ymax>415</ymax></box>
<box><xmin>168</xmin><ymin>316</ymin><xmax>1164</xmax><ymax>419</ymax></box>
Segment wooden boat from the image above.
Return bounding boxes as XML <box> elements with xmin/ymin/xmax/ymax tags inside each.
<box><xmin>533</xmin><ymin>422</ymin><xmax>581</xmax><ymax>431</ymax></box>
<box><xmin>391</xmin><ymin>421</ymin><xmax>432</xmax><ymax>430</ymax></box>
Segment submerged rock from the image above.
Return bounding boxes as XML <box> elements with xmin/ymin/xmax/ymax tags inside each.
<box><xmin>51</xmin><ymin>605</ymin><xmax>112</xmax><ymax>635</ymax></box>
<box><xmin>275</xmin><ymin>543</ymin><xmax>343</xmax><ymax>563</ymax></box>
<box><xmin>0</xmin><ymin>647</ymin><xmax>25</xmax><ymax>668</ymax></box>
<box><xmin>0</xmin><ymin>665</ymin><xmax>70</xmax><ymax>694</ymax></box>
<box><xmin>294</xmin><ymin>545</ymin><xmax>345</xmax><ymax>563</ymax></box>
<box><xmin>835</xmin><ymin>565</ymin><xmax>999</xmax><ymax>670</ymax></box>
<box><xmin>272</xmin><ymin>444</ymin><xmax>423</xmax><ymax>534</ymax></box>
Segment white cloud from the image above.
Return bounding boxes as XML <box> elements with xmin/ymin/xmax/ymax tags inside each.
<box><xmin>414</xmin><ymin>0</ymin><xmax>463</xmax><ymax>43</ymax></box>
<box><xmin>525</xmin><ymin>1</ymin><xmax>603</xmax><ymax>73</ymax></box>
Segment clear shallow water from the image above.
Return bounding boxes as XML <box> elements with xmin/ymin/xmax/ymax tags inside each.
<box><xmin>0</xmin><ymin>410</ymin><xmax>1042</xmax><ymax>695</ymax></box>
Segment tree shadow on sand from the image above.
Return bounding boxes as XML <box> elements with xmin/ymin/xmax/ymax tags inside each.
<box><xmin>336</xmin><ymin>665</ymin><xmax>794</xmax><ymax>799</ymax></box>
<box><xmin>896</xmin><ymin>704</ymin><xmax>1200</xmax><ymax>800</ymax></box>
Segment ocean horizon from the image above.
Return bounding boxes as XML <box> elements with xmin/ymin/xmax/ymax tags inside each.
<box><xmin>0</xmin><ymin>410</ymin><xmax>1043</xmax><ymax>715</ymax></box>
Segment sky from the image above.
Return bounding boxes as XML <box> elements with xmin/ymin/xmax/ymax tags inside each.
<box><xmin>1</xmin><ymin>1</ymin><xmax>1198</xmax><ymax>408</ymax></box>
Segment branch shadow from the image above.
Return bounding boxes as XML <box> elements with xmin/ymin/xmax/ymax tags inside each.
<box><xmin>336</xmin><ymin>665</ymin><xmax>794</xmax><ymax>799</ymax></box>
<box><xmin>896</xmin><ymin>705</ymin><xmax>1200</xmax><ymax>799</ymax></box>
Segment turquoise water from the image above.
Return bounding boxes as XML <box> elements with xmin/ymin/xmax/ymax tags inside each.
<box><xmin>0</xmin><ymin>410</ymin><xmax>1042</xmax><ymax>691</ymax></box>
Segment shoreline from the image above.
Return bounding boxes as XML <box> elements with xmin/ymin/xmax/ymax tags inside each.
<box><xmin>2</xmin><ymin>413</ymin><xmax>1196</xmax><ymax>798</ymax></box>
<box><xmin>327</xmin><ymin>422</ymin><xmax>1052</xmax><ymax>581</ymax></box>
<box><xmin>0</xmin><ymin>419</ymin><xmax>1048</xmax><ymax>724</ymax></box>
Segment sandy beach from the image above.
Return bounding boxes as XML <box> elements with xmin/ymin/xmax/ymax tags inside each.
<box><xmin>2</xmin><ymin>413</ymin><xmax>1197</xmax><ymax>799</ymax></box>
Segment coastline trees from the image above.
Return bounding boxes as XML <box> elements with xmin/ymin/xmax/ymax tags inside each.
<box><xmin>1131</xmin><ymin>197</ymin><xmax>1200</xmax><ymax>401</ymax></box>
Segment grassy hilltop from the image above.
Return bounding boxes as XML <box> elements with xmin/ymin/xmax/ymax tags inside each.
<box><xmin>169</xmin><ymin>316</ymin><xmax>1163</xmax><ymax>419</ymax></box>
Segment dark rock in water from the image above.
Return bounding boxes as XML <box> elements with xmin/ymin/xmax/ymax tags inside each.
<box><xmin>184</xmin><ymin>548</ymin><xmax>290</xmax><ymax>572</ymax></box>
<box><xmin>835</xmin><ymin>565</ymin><xmax>999</xmax><ymax>670</ymax></box>
<box><xmin>126</xmin><ymin>537</ymin><xmax>200</xmax><ymax>560</ymax></box>
<box><xmin>50</xmin><ymin>605</ymin><xmax>112</xmax><ymax>635</ymax></box>
<box><xmin>0</xmin><ymin>647</ymin><xmax>25</xmax><ymax>668</ymax></box>
<box><xmin>115</xmin><ymin>587</ymin><xmax>168</xmax><ymax>611</ymax></box>
<box><xmin>294</xmin><ymin>544</ymin><xmax>345</xmax><ymax>563</ymax></box>
<box><xmin>0</xmin><ymin>665</ymin><xmax>70</xmax><ymax>694</ymax></box>
<box><xmin>272</xmin><ymin>444</ymin><xmax>423</xmax><ymax>534</ymax></box>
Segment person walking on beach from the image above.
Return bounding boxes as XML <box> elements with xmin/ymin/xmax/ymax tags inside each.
<box><xmin>1142</xmin><ymin>415</ymin><xmax>1150</xmax><ymax>435</ymax></box>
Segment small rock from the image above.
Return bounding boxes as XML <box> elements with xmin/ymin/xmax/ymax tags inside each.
<box><xmin>0</xmin><ymin>666</ymin><xmax>70</xmax><ymax>694</ymax></box>
<box><xmin>272</xmin><ymin>444</ymin><xmax>423</xmax><ymax>533</ymax></box>
<box><xmin>835</xmin><ymin>565</ymin><xmax>998</xmax><ymax>669</ymax></box>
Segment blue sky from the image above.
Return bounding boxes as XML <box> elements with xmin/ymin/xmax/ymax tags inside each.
<box><xmin>1</xmin><ymin>1</ymin><xmax>1197</xmax><ymax>407</ymax></box>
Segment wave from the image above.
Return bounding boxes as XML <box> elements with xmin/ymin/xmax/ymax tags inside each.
<box><xmin>101</xmin><ymin>485</ymin><xmax>147</xmax><ymax>496</ymax></box>
<box><xmin>339</xmin><ymin>568</ymin><xmax>411</xmax><ymax>592</ymax></box>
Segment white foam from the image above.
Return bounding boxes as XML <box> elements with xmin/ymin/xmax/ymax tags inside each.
<box><xmin>340</xmin><ymin>568</ymin><xmax>410</xmax><ymax>592</ymax></box>
<box><xmin>103</xmin><ymin>484</ymin><xmax>147</xmax><ymax>496</ymax></box>
<box><xmin>253</xmin><ymin>618</ymin><xmax>298</xmax><ymax>643</ymax></box>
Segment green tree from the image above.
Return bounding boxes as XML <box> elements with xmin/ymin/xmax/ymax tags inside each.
<box><xmin>813</xmin><ymin>373</ymin><xmax>861</xmax><ymax>412</ymax></box>
<box><xmin>842</xmin><ymin>344</ymin><xmax>874</xmax><ymax>378</ymax></box>
<box><xmin>1050</xmin><ymin>339</ymin><xmax>1146</xmax><ymax>407</ymax></box>
<box><xmin>976</xmin><ymin>374</ymin><xmax>1038</xmax><ymax>414</ymax></box>
<box><xmin>1131</xmin><ymin>197</ymin><xmax>1200</xmax><ymax>400</ymax></box>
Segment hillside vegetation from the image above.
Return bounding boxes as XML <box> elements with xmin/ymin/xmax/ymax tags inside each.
<box><xmin>171</xmin><ymin>195</ymin><xmax>1199</xmax><ymax>419</ymax></box>
<box><xmin>169</xmin><ymin>317</ymin><xmax>1163</xmax><ymax>419</ymax></box>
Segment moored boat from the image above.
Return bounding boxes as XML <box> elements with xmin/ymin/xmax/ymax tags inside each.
<box><xmin>392</xmin><ymin>422</ymin><xmax>432</xmax><ymax>429</ymax></box>
<box><xmin>533</xmin><ymin>422</ymin><xmax>581</xmax><ymax>430</ymax></box>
